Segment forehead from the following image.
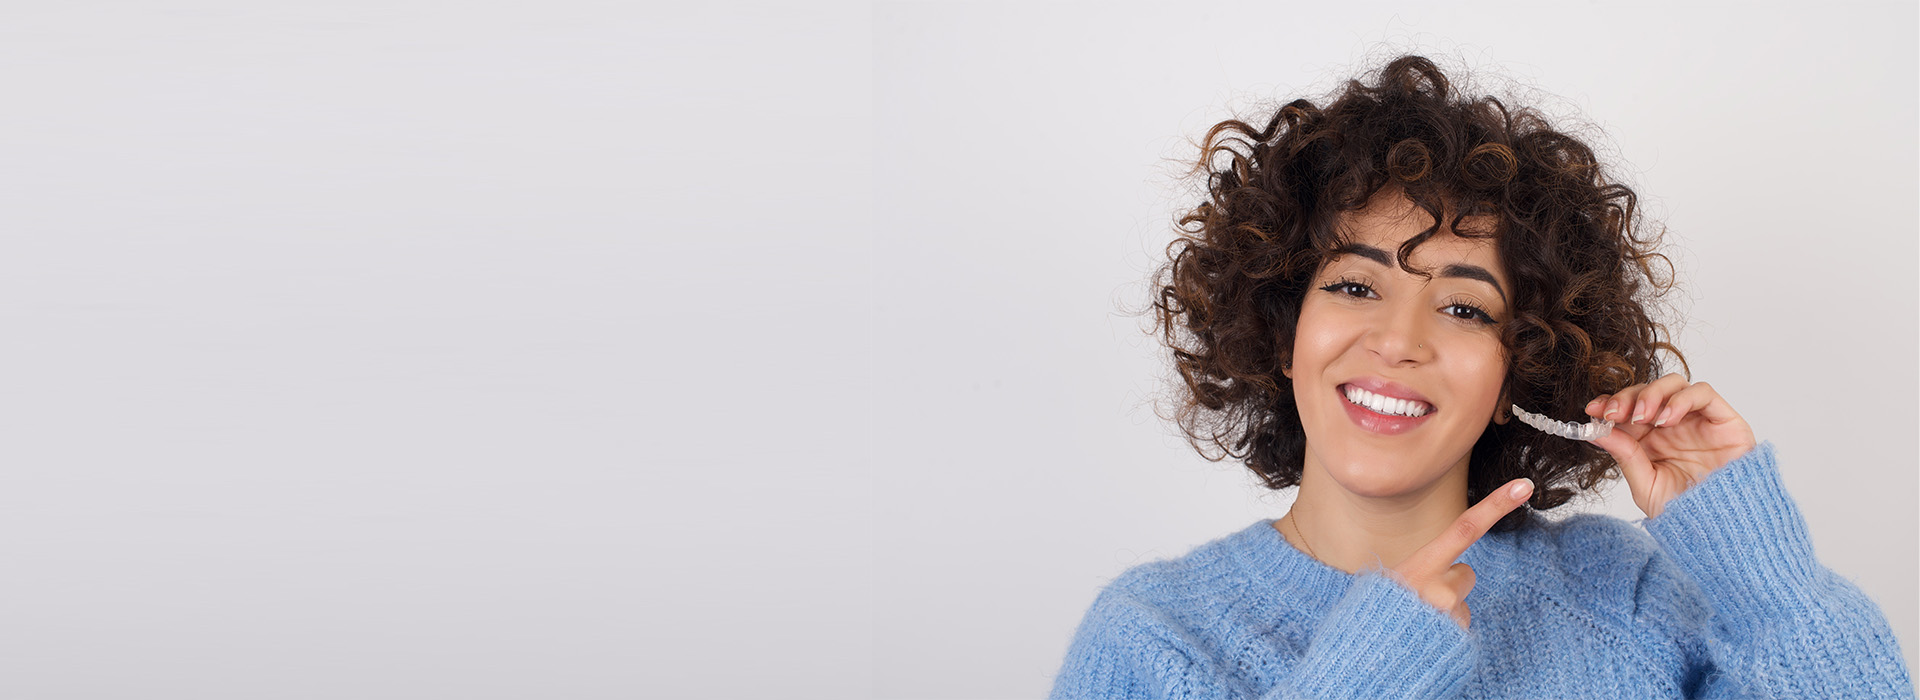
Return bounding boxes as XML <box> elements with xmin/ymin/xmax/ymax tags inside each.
<box><xmin>1332</xmin><ymin>190</ymin><xmax>1504</xmax><ymax>275</ymax></box>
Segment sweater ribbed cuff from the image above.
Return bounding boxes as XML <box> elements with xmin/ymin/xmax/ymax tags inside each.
<box><xmin>1641</xmin><ymin>441</ymin><xmax>1820</xmax><ymax>619</ymax></box>
<box><xmin>1279</xmin><ymin>570</ymin><xmax>1476</xmax><ymax>700</ymax></box>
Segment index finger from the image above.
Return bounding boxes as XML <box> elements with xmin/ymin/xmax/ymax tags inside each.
<box><xmin>1403</xmin><ymin>478</ymin><xmax>1533</xmax><ymax>573</ymax></box>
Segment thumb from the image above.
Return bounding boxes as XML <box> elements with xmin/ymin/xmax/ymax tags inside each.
<box><xmin>1591</xmin><ymin>428</ymin><xmax>1655</xmax><ymax>510</ymax></box>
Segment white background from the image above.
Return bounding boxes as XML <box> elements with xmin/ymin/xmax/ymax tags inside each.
<box><xmin>0</xmin><ymin>2</ymin><xmax>1911</xmax><ymax>699</ymax></box>
<box><xmin>1</xmin><ymin>2</ymin><xmax>871</xmax><ymax>697</ymax></box>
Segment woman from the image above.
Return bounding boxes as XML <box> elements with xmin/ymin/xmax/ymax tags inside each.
<box><xmin>1048</xmin><ymin>55</ymin><xmax>1914</xmax><ymax>699</ymax></box>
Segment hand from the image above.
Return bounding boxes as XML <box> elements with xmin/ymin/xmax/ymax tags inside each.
<box><xmin>1387</xmin><ymin>477</ymin><xmax>1534</xmax><ymax>629</ymax></box>
<box><xmin>1585</xmin><ymin>373</ymin><xmax>1757</xmax><ymax>519</ymax></box>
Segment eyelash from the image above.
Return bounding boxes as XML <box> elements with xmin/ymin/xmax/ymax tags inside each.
<box><xmin>1317</xmin><ymin>276</ymin><xmax>1499</xmax><ymax>326</ymax></box>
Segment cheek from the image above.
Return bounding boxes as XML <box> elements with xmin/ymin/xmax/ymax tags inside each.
<box><xmin>1454</xmin><ymin>342</ymin><xmax>1509</xmax><ymax>407</ymax></box>
<box><xmin>1290</xmin><ymin>304</ymin><xmax>1348</xmax><ymax>365</ymax></box>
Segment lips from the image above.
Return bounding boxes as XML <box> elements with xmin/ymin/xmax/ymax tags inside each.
<box><xmin>1344</xmin><ymin>384</ymin><xmax>1433</xmax><ymax>416</ymax></box>
<box><xmin>1339</xmin><ymin>376</ymin><xmax>1434</xmax><ymax>407</ymax></box>
<box><xmin>1337</xmin><ymin>382</ymin><xmax>1436</xmax><ymax>436</ymax></box>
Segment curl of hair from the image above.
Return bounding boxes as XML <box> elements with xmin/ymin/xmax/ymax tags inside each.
<box><xmin>1150</xmin><ymin>55</ymin><xmax>1686</xmax><ymax>533</ymax></box>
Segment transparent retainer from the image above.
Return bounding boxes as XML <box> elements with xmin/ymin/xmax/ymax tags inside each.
<box><xmin>1511</xmin><ymin>405</ymin><xmax>1613</xmax><ymax>442</ymax></box>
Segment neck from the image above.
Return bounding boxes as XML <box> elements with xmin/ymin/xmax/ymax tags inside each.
<box><xmin>1280</xmin><ymin>452</ymin><xmax>1473</xmax><ymax>574</ymax></box>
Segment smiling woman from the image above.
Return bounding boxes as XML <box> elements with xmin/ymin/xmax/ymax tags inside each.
<box><xmin>1047</xmin><ymin>55</ymin><xmax>1915</xmax><ymax>699</ymax></box>
<box><xmin>1157</xmin><ymin>66</ymin><xmax>1682</xmax><ymax>538</ymax></box>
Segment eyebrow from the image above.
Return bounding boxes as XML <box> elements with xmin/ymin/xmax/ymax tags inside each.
<box><xmin>1331</xmin><ymin>243</ymin><xmax>1507</xmax><ymax>303</ymax></box>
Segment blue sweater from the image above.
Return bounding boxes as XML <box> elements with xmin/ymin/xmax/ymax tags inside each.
<box><xmin>1047</xmin><ymin>442</ymin><xmax>1915</xmax><ymax>699</ymax></box>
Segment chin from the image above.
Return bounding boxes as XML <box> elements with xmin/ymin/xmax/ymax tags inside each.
<box><xmin>1332</xmin><ymin>472</ymin><xmax>1430</xmax><ymax>499</ymax></box>
<box><xmin>1321</xmin><ymin>449</ymin><xmax>1447</xmax><ymax>498</ymax></box>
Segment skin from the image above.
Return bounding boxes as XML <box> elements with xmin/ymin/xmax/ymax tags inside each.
<box><xmin>1276</xmin><ymin>187</ymin><xmax>1759</xmax><ymax>629</ymax></box>
<box><xmin>1586</xmin><ymin>374</ymin><xmax>1756</xmax><ymax>520</ymax></box>
<box><xmin>1277</xmin><ymin>187</ymin><xmax>1516</xmax><ymax>581</ymax></box>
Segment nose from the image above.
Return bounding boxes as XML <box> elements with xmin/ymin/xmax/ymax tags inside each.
<box><xmin>1364</xmin><ymin>301</ymin><xmax>1435</xmax><ymax>366</ymax></box>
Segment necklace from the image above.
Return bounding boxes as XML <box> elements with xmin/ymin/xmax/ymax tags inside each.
<box><xmin>1284</xmin><ymin>510</ymin><xmax>1320</xmax><ymax>561</ymax></box>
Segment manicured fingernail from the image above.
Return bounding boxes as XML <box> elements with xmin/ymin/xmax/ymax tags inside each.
<box><xmin>1631</xmin><ymin>402</ymin><xmax>1645</xmax><ymax>423</ymax></box>
<box><xmin>1586</xmin><ymin>398</ymin><xmax>1601</xmax><ymax>411</ymax></box>
<box><xmin>1653</xmin><ymin>407</ymin><xmax>1672</xmax><ymax>427</ymax></box>
<box><xmin>1510</xmin><ymin>479</ymin><xmax>1533</xmax><ymax>499</ymax></box>
<box><xmin>1604</xmin><ymin>401</ymin><xmax>1619</xmax><ymax>419</ymax></box>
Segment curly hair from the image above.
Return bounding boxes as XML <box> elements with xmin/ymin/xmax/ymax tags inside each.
<box><xmin>1149</xmin><ymin>54</ymin><xmax>1686</xmax><ymax>533</ymax></box>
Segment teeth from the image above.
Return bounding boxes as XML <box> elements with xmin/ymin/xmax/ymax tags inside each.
<box><xmin>1345</xmin><ymin>385</ymin><xmax>1430</xmax><ymax>417</ymax></box>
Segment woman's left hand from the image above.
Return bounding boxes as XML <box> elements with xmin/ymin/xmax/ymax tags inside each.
<box><xmin>1583</xmin><ymin>373</ymin><xmax>1757</xmax><ymax>519</ymax></box>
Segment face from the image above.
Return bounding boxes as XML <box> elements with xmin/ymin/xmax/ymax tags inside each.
<box><xmin>1283</xmin><ymin>188</ymin><xmax>1511</xmax><ymax>500</ymax></box>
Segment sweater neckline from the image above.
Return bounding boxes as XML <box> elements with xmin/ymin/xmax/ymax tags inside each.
<box><xmin>1224</xmin><ymin>518</ymin><xmax>1359</xmax><ymax>613</ymax></box>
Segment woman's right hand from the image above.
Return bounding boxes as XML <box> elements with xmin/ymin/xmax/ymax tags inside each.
<box><xmin>1385</xmin><ymin>477</ymin><xmax>1533</xmax><ymax>629</ymax></box>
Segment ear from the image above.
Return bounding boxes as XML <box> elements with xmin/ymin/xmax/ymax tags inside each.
<box><xmin>1492</xmin><ymin>381</ymin><xmax>1511</xmax><ymax>425</ymax></box>
<box><xmin>1280</xmin><ymin>353</ymin><xmax>1292</xmax><ymax>380</ymax></box>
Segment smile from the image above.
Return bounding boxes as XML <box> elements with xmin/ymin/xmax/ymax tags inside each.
<box><xmin>1338</xmin><ymin>383</ymin><xmax>1436</xmax><ymax>435</ymax></box>
<box><xmin>1344</xmin><ymin>385</ymin><xmax>1432</xmax><ymax>416</ymax></box>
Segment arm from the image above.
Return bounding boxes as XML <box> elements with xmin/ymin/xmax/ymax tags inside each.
<box><xmin>1273</xmin><ymin>571</ymin><xmax>1478</xmax><ymax>700</ymax></box>
<box><xmin>1635</xmin><ymin>441</ymin><xmax>1915</xmax><ymax>699</ymax></box>
<box><xmin>1047</xmin><ymin>573</ymin><xmax>1477</xmax><ymax>700</ymax></box>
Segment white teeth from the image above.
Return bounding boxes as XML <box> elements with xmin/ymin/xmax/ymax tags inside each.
<box><xmin>1344</xmin><ymin>385</ymin><xmax>1430</xmax><ymax>417</ymax></box>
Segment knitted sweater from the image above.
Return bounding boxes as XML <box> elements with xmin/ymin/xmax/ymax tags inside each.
<box><xmin>1047</xmin><ymin>441</ymin><xmax>1915</xmax><ymax>699</ymax></box>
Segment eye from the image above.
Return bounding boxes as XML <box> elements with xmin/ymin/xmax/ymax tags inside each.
<box><xmin>1443</xmin><ymin>299</ymin><xmax>1498</xmax><ymax>326</ymax></box>
<box><xmin>1318</xmin><ymin>278</ymin><xmax>1376</xmax><ymax>299</ymax></box>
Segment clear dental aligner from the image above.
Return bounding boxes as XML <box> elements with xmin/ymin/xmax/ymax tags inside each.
<box><xmin>1511</xmin><ymin>405</ymin><xmax>1613</xmax><ymax>442</ymax></box>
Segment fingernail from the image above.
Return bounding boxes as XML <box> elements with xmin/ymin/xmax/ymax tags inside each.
<box><xmin>1653</xmin><ymin>407</ymin><xmax>1672</xmax><ymax>427</ymax></box>
<box><xmin>1586</xmin><ymin>398</ymin><xmax>1601</xmax><ymax>411</ymax></box>
<box><xmin>1604</xmin><ymin>401</ymin><xmax>1619</xmax><ymax>419</ymax></box>
<box><xmin>1510</xmin><ymin>479</ymin><xmax>1533</xmax><ymax>499</ymax></box>
<box><xmin>1631</xmin><ymin>402</ymin><xmax>1645</xmax><ymax>423</ymax></box>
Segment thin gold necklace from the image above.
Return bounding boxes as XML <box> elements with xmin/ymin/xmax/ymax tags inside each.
<box><xmin>1285</xmin><ymin>510</ymin><xmax>1320</xmax><ymax>561</ymax></box>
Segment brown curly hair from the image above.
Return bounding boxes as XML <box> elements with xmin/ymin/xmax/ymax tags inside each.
<box><xmin>1149</xmin><ymin>55</ymin><xmax>1687</xmax><ymax>533</ymax></box>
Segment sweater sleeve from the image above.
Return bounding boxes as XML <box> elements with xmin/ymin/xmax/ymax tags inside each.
<box><xmin>1047</xmin><ymin>572</ymin><xmax>1476</xmax><ymax>700</ymax></box>
<box><xmin>1635</xmin><ymin>440</ymin><xmax>1915</xmax><ymax>699</ymax></box>
<box><xmin>1271</xmin><ymin>570</ymin><xmax>1478</xmax><ymax>699</ymax></box>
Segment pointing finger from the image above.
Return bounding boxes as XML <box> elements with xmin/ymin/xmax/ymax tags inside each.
<box><xmin>1405</xmin><ymin>477</ymin><xmax>1533</xmax><ymax>573</ymax></box>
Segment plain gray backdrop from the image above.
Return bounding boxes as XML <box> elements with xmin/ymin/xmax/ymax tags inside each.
<box><xmin>3</xmin><ymin>2</ymin><xmax>867</xmax><ymax>698</ymax></box>
<box><xmin>0</xmin><ymin>2</ymin><xmax>1913</xmax><ymax>700</ymax></box>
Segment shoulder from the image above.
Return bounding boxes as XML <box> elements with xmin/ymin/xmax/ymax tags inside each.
<box><xmin>1072</xmin><ymin>522</ymin><xmax>1273</xmax><ymax>644</ymax></box>
<box><xmin>1530</xmin><ymin>510</ymin><xmax>1661</xmax><ymax>564</ymax></box>
<box><xmin>1500</xmin><ymin>511</ymin><xmax>1665</xmax><ymax>616</ymax></box>
<box><xmin>1499</xmin><ymin>510</ymin><xmax>1708</xmax><ymax>627</ymax></box>
<box><xmin>1102</xmin><ymin>527</ymin><xmax>1250</xmax><ymax>617</ymax></box>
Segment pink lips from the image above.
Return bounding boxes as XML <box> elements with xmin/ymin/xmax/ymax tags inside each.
<box><xmin>1338</xmin><ymin>383</ymin><xmax>1436</xmax><ymax>436</ymax></box>
<box><xmin>1340</xmin><ymin>376</ymin><xmax>1433</xmax><ymax>406</ymax></box>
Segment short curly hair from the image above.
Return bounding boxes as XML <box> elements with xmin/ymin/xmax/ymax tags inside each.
<box><xmin>1149</xmin><ymin>55</ymin><xmax>1686</xmax><ymax>533</ymax></box>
